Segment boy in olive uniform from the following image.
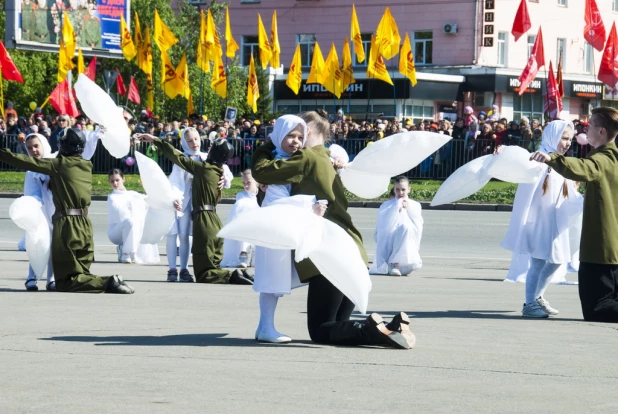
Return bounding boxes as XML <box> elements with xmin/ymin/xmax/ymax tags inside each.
<box><xmin>531</xmin><ymin>107</ymin><xmax>618</xmax><ymax>323</ymax></box>
<box><xmin>32</xmin><ymin>0</ymin><xmax>50</xmax><ymax>42</ymax></box>
<box><xmin>0</xmin><ymin>128</ymin><xmax>134</xmax><ymax>294</ymax></box>
<box><xmin>82</xmin><ymin>0</ymin><xmax>101</xmax><ymax>48</ymax></box>
<box><xmin>21</xmin><ymin>0</ymin><xmax>35</xmax><ymax>41</ymax></box>
<box><xmin>137</xmin><ymin>133</ymin><xmax>253</xmax><ymax>285</ymax></box>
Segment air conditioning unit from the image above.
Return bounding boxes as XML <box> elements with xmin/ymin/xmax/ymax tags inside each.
<box><xmin>443</xmin><ymin>24</ymin><xmax>458</xmax><ymax>35</ymax></box>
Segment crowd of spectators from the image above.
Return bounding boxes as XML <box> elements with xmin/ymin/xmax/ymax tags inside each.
<box><xmin>0</xmin><ymin>102</ymin><xmax>593</xmax><ymax>178</ymax></box>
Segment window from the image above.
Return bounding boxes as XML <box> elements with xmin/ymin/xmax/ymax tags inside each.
<box><xmin>614</xmin><ymin>0</ymin><xmax>618</xmax><ymax>12</ymax></box>
<box><xmin>557</xmin><ymin>0</ymin><xmax>567</xmax><ymax>6</ymax></box>
<box><xmin>497</xmin><ymin>32</ymin><xmax>507</xmax><ymax>66</ymax></box>
<box><xmin>297</xmin><ymin>34</ymin><xmax>317</xmax><ymax>67</ymax></box>
<box><xmin>405</xmin><ymin>100</ymin><xmax>435</xmax><ymax>120</ymax></box>
<box><xmin>584</xmin><ymin>42</ymin><xmax>593</xmax><ymax>74</ymax></box>
<box><xmin>527</xmin><ymin>35</ymin><xmax>536</xmax><ymax>57</ymax></box>
<box><xmin>276</xmin><ymin>104</ymin><xmax>300</xmax><ymax>114</ymax></box>
<box><xmin>413</xmin><ymin>31</ymin><xmax>433</xmax><ymax>65</ymax></box>
<box><xmin>557</xmin><ymin>38</ymin><xmax>566</xmax><ymax>68</ymax></box>
<box><xmin>241</xmin><ymin>36</ymin><xmax>259</xmax><ymax>66</ymax></box>
<box><xmin>513</xmin><ymin>94</ymin><xmax>544</xmax><ymax>121</ymax></box>
<box><xmin>352</xmin><ymin>33</ymin><xmax>372</xmax><ymax>67</ymax></box>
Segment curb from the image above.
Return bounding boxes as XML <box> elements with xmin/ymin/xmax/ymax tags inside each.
<box><xmin>0</xmin><ymin>192</ymin><xmax>513</xmax><ymax>211</ymax></box>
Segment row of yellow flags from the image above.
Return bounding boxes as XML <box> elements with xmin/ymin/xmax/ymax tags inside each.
<box><xmin>58</xmin><ymin>5</ymin><xmax>417</xmax><ymax>114</ymax></box>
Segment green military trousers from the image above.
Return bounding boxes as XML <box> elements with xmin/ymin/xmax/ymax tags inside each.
<box><xmin>192</xmin><ymin>211</ymin><xmax>231</xmax><ymax>284</ymax></box>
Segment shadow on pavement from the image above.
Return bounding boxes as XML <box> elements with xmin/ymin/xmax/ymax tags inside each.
<box><xmin>371</xmin><ymin>309</ymin><xmax>584</xmax><ymax>322</ymax></box>
<box><xmin>39</xmin><ymin>333</ymin><xmax>317</xmax><ymax>348</ymax></box>
<box><xmin>426</xmin><ymin>277</ymin><xmax>505</xmax><ymax>282</ymax></box>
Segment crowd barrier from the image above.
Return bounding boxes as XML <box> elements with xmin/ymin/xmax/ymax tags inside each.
<box><xmin>0</xmin><ymin>134</ymin><xmax>591</xmax><ymax>180</ymax></box>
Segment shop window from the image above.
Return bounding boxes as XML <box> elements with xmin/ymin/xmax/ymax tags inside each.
<box><xmin>297</xmin><ymin>34</ymin><xmax>317</xmax><ymax>67</ymax></box>
<box><xmin>352</xmin><ymin>34</ymin><xmax>372</xmax><ymax>68</ymax></box>
<box><xmin>405</xmin><ymin>101</ymin><xmax>434</xmax><ymax>120</ymax></box>
<box><xmin>558</xmin><ymin>0</ymin><xmax>567</xmax><ymax>6</ymax></box>
<box><xmin>413</xmin><ymin>31</ymin><xmax>433</xmax><ymax>65</ymax></box>
<box><xmin>276</xmin><ymin>104</ymin><xmax>300</xmax><ymax>114</ymax></box>
<box><xmin>241</xmin><ymin>36</ymin><xmax>259</xmax><ymax>66</ymax></box>
<box><xmin>513</xmin><ymin>94</ymin><xmax>544</xmax><ymax>121</ymax></box>
<box><xmin>497</xmin><ymin>32</ymin><xmax>507</xmax><ymax>66</ymax></box>
<box><xmin>584</xmin><ymin>42</ymin><xmax>593</xmax><ymax>74</ymax></box>
<box><xmin>372</xmin><ymin>104</ymin><xmax>396</xmax><ymax>117</ymax></box>
<box><xmin>557</xmin><ymin>38</ymin><xmax>566</xmax><ymax>68</ymax></box>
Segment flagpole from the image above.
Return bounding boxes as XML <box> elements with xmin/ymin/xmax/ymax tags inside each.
<box><xmin>543</xmin><ymin>66</ymin><xmax>549</xmax><ymax>120</ymax></box>
<box><xmin>200</xmin><ymin>70</ymin><xmax>205</xmax><ymax>116</ymax></box>
<box><xmin>225</xmin><ymin>55</ymin><xmax>229</xmax><ymax>108</ymax></box>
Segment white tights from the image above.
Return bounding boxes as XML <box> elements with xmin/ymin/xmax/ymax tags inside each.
<box><xmin>525</xmin><ymin>257</ymin><xmax>561</xmax><ymax>304</ymax></box>
<box><xmin>257</xmin><ymin>293</ymin><xmax>286</xmax><ymax>337</ymax></box>
<box><xmin>166</xmin><ymin>234</ymin><xmax>190</xmax><ymax>270</ymax></box>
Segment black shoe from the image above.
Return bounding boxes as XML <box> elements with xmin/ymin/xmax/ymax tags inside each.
<box><xmin>46</xmin><ymin>281</ymin><xmax>56</xmax><ymax>291</ymax></box>
<box><xmin>179</xmin><ymin>269</ymin><xmax>195</xmax><ymax>283</ymax></box>
<box><xmin>25</xmin><ymin>279</ymin><xmax>38</xmax><ymax>291</ymax></box>
<box><xmin>385</xmin><ymin>312</ymin><xmax>416</xmax><ymax>348</ymax></box>
<box><xmin>105</xmin><ymin>275</ymin><xmax>135</xmax><ymax>294</ymax></box>
<box><xmin>241</xmin><ymin>268</ymin><xmax>254</xmax><ymax>282</ymax></box>
<box><xmin>229</xmin><ymin>269</ymin><xmax>253</xmax><ymax>285</ymax></box>
<box><xmin>366</xmin><ymin>313</ymin><xmax>412</xmax><ymax>350</ymax></box>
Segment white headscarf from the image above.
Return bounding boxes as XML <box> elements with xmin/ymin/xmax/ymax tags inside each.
<box><xmin>270</xmin><ymin>115</ymin><xmax>307</xmax><ymax>159</ymax></box>
<box><xmin>181</xmin><ymin>127</ymin><xmax>205</xmax><ymax>158</ymax></box>
<box><xmin>25</xmin><ymin>133</ymin><xmax>53</xmax><ymax>158</ymax></box>
<box><xmin>539</xmin><ymin>120</ymin><xmax>574</xmax><ymax>154</ymax></box>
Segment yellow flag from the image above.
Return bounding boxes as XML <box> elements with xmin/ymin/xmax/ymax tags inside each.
<box><xmin>187</xmin><ymin>89</ymin><xmax>195</xmax><ymax>116</ymax></box>
<box><xmin>306</xmin><ymin>41</ymin><xmax>325</xmax><ymax>84</ymax></box>
<box><xmin>197</xmin><ymin>10</ymin><xmax>210</xmax><ymax>73</ymax></box>
<box><xmin>176</xmin><ymin>53</ymin><xmax>190</xmax><ymax>99</ymax></box>
<box><xmin>77</xmin><ymin>47</ymin><xmax>85</xmax><ymax>75</ymax></box>
<box><xmin>161</xmin><ymin>51</ymin><xmax>182</xmax><ymax>99</ymax></box>
<box><xmin>138</xmin><ymin>25</ymin><xmax>153</xmax><ymax>75</ymax></box>
<box><xmin>247</xmin><ymin>55</ymin><xmax>259</xmax><ymax>113</ymax></box>
<box><xmin>375</xmin><ymin>7</ymin><xmax>401</xmax><ymax>60</ymax></box>
<box><xmin>399</xmin><ymin>33</ymin><xmax>417</xmax><ymax>87</ymax></box>
<box><xmin>366</xmin><ymin>35</ymin><xmax>393</xmax><ymax>85</ymax></box>
<box><xmin>62</xmin><ymin>13</ymin><xmax>76</xmax><ymax>59</ymax></box>
<box><xmin>257</xmin><ymin>14</ymin><xmax>272</xmax><ymax>69</ymax></box>
<box><xmin>154</xmin><ymin>9</ymin><xmax>178</xmax><ymax>53</ymax></box>
<box><xmin>134</xmin><ymin>12</ymin><xmax>144</xmax><ymax>68</ymax></box>
<box><xmin>120</xmin><ymin>15</ymin><xmax>137</xmax><ymax>61</ymax></box>
<box><xmin>211</xmin><ymin>47</ymin><xmax>227</xmax><ymax>99</ymax></box>
<box><xmin>286</xmin><ymin>43</ymin><xmax>303</xmax><ymax>95</ymax></box>
<box><xmin>341</xmin><ymin>38</ymin><xmax>355</xmax><ymax>93</ymax></box>
<box><xmin>270</xmin><ymin>11</ymin><xmax>281</xmax><ymax>68</ymax></box>
<box><xmin>146</xmin><ymin>72</ymin><xmax>154</xmax><ymax>110</ymax></box>
<box><xmin>350</xmin><ymin>4</ymin><xmax>365</xmax><ymax>63</ymax></box>
<box><xmin>57</xmin><ymin>37</ymin><xmax>74</xmax><ymax>83</ymax></box>
<box><xmin>320</xmin><ymin>43</ymin><xmax>343</xmax><ymax>98</ymax></box>
<box><xmin>206</xmin><ymin>9</ymin><xmax>222</xmax><ymax>62</ymax></box>
<box><xmin>225</xmin><ymin>6</ymin><xmax>239</xmax><ymax>59</ymax></box>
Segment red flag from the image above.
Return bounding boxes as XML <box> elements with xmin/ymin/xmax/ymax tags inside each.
<box><xmin>511</xmin><ymin>0</ymin><xmax>531</xmax><ymax>42</ymax></box>
<box><xmin>49</xmin><ymin>78</ymin><xmax>80</xmax><ymax>117</ymax></box>
<box><xmin>116</xmin><ymin>69</ymin><xmax>126</xmax><ymax>96</ymax></box>
<box><xmin>0</xmin><ymin>41</ymin><xmax>24</xmax><ymax>83</ymax></box>
<box><xmin>599</xmin><ymin>23</ymin><xmax>618</xmax><ymax>88</ymax></box>
<box><xmin>556</xmin><ymin>58</ymin><xmax>565</xmax><ymax>98</ymax></box>
<box><xmin>85</xmin><ymin>56</ymin><xmax>97</xmax><ymax>81</ymax></box>
<box><xmin>517</xmin><ymin>27</ymin><xmax>545</xmax><ymax>96</ymax></box>
<box><xmin>127</xmin><ymin>76</ymin><xmax>141</xmax><ymax>104</ymax></box>
<box><xmin>544</xmin><ymin>61</ymin><xmax>562</xmax><ymax>119</ymax></box>
<box><xmin>584</xmin><ymin>0</ymin><xmax>606</xmax><ymax>52</ymax></box>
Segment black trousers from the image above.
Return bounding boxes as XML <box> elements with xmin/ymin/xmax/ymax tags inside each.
<box><xmin>307</xmin><ymin>275</ymin><xmax>375</xmax><ymax>346</ymax></box>
<box><xmin>579</xmin><ymin>262</ymin><xmax>618</xmax><ymax>323</ymax></box>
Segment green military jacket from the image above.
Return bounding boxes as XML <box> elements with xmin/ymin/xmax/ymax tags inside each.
<box><xmin>153</xmin><ymin>139</ymin><xmax>223</xmax><ymax>209</ymax></box>
<box><xmin>21</xmin><ymin>3</ymin><xmax>34</xmax><ymax>41</ymax></box>
<box><xmin>32</xmin><ymin>7</ymin><xmax>50</xmax><ymax>42</ymax></box>
<box><xmin>548</xmin><ymin>141</ymin><xmax>618</xmax><ymax>264</ymax></box>
<box><xmin>0</xmin><ymin>150</ymin><xmax>92</xmax><ymax>211</ymax></box>
<box><xmin>82</xmin><ymin>16</ymin><xmax>101</xmax><ymax>48</ymax></box>
<box><xmin>252</xmin><ymin>142</ymin><xmax>368</xmax><ymax>281</ymax></box>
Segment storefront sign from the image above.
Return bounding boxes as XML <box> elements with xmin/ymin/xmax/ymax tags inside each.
<box><xmin>571</xmin><ymin>83</ymin><xmax>603</xmax><ymax>98</ymax></box>
<box><xmin>507</xmin><ymin>77</ymin><xmax>542</xmax><ymax>94</ymax></box>
<box><xmin>483</xmin><ymin>0</ymin><xmax>495</xmax><ymax>47</ymax></box>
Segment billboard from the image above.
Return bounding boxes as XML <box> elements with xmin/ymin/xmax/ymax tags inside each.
<box><xmin>5</xmin><ymin>0</ymin><xmax>130</xmax><ymax>58</ymax></box>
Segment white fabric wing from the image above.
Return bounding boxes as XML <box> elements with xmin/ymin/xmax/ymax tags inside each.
<box><xmin>74</xmin><ymin>74</ymin><xmax>130</xmax><ymax>158</ymax></box>
<box><xmin>339</xmin><ymin>167</ymin><xmax>391</xmax><ymax>199</ymax></box>
<box><xmin>484</xmin><ymin>146</ymin><xmax>544</xmax><ymax>184</ymax></box>
<box><xmin>9</xmin><ymin>196</ymin><xmax>51</xmax><ymax>278</ymax></box>
<box><xmin>431</xmin><ymin>155</ymin><xmax>493</xmax><ymax>206</ymax></box>
<box><xmin>329</xmin><ymin>144</ymin><xmax>349</xmax><ymax>164</ymax></box>
<box><xmin>141</xmin><ymin>208</ymin><xmax>176</xmax><ymax>245</ymax></box>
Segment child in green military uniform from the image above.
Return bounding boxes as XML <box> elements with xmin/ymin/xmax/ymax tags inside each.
<box><xmin>530</xmin><ymin>107</ymin><xmax>618</xmax><ymax>323</ymax></box>
<box><xmin>32</xmin><ymin>0</ymin><xmax>50</xmax><ymax>43</ymax></box>
<box><xmin>136</xmin><ymin>132</ymin><xmax>253</xmax><ymax>285</ymax></box>
<box><xmin>21</xmin><ymin>0</ymin><xmax>35</xmax><ymax>41</ymax></box>
<box><xmin>0</xmin><ymin>128</ymin><xmax>134</xmax><ymax>294</ymax></box>
<box><xmin>82</xmin><ymin>0</ymin><xmax>101</xmax><ymax>48</ymax></box>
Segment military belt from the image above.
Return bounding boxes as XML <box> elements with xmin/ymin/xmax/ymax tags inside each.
<box><xmin>52</xmin><ymin>208</ymin><xmax>89</xmax><ymax>222</ymax></box>
<box><xmin>192</xmin><ymin>205</ymin><xmax>216</xmax><ymax>216</ymax></box>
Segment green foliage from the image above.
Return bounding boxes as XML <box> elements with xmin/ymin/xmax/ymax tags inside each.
<box><xmin>1</xmin><ymin>0</ymin><xmax>276</xmax><ymax>121</ymax></box>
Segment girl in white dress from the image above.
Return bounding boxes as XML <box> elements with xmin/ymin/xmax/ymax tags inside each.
<box><xmin>501</xmin><ymin>120</ymin><xmax>583</xmax><ymax>318</ymax></box>
<box><xmin>23</xmin><ymin>133</ymin><xmax>55</xmax><ymax>291</ymax></box>
<box><xmin>165</xmin><ymin>128</ymin><xmax>233</xmax><ymax>282</ymax></box>
<box><xmin>107</xmin><ymin>169</ymin><xmax>160</xmax><ymax>264</ymax></box>
<box><xmin>253</xmin><ymin>115</ymin><xmax>325</xmax><ymax>343</ymax></box>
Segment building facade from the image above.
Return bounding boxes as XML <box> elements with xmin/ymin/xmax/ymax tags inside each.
<box><xmin>183</xmin><ymin>0</ymin><xmax>616</xmax><ymax>122</ymax></box>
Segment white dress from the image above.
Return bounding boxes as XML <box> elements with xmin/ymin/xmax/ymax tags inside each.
<box><xmin>107</xmin><ymin>189</ymin><xmax>160</xmax><ymax>264</ymax></box>
<box><xmin>501</xmin><ymin>165</ymin><xmax>583</xmax><ymax>283</ymax></box>
<box><xmin>369</xmin><ymin>197</ymin><xmax>424</xmax><ymax>275</ymax></box>
<box><xmin>221</xmin><ymin>190</ymin><xmax>259</xmax><ymax>267</ymax></box>
<box><xmin>253</xmin><ymin>184</ymin><xmax>315</xmax><ymax>295</ymax></box>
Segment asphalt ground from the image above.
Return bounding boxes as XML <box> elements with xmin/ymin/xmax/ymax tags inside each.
<box><xmin>0</xmin><ymin>199</ymin><xmax>616</xmax><ymax>413</ymax></box>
